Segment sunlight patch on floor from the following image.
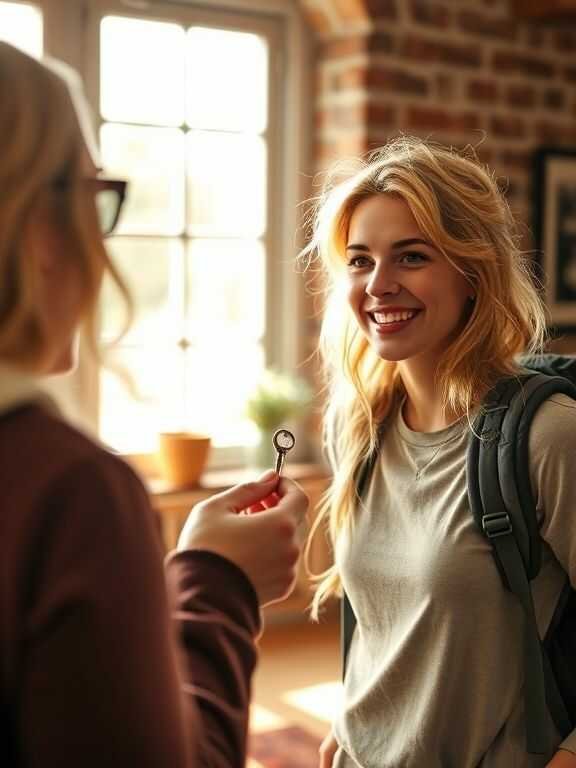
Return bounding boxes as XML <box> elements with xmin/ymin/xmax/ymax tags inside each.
<box><xmin>249</xmin><ymin>703</ymin><xmax>288</xmax><ymax>733</ymax></box>
<box><xmin>282</xmin><ymin>680</ymin><xmax>343</xmax><ymax>723</ymax></box>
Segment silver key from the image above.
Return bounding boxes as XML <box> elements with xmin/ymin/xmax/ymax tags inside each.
<box><xmin>273</xmin><ymin>428</ymin><xmax>295</xmax><ymax>475</ymax></box>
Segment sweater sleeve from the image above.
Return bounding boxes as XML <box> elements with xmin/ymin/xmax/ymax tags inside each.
<box><xmin>19</xmin><ymin>452</ymin><xmax>260</xmax><ymax>768</ymax></box>
<box><xmin>529</xmin><ymin>393</ymin><xmax>576</xmax><ymax>755</ymax></box>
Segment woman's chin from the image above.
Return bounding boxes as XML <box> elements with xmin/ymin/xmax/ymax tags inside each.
<box><xmin>47</xmin><ymin>343</ymin><xmax>78</xmax><ymax>376</ymax></box>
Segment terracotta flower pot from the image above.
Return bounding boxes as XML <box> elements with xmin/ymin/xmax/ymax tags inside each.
<box><xmin>157</xmin><ymin>432</ymin><xmax>211</xmax><ymax>488</ymax></box>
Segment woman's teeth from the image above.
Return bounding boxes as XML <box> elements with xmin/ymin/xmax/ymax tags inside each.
<box><xmin>372</xmin><ymin>310</ymin><xmax>417</xmax><ymax>325</ymax></box>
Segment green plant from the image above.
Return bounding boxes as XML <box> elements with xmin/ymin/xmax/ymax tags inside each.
<box><xmin>245</xmin><ymin>368</ymin><xmax>313</xmax><ymax>432</ymax></box>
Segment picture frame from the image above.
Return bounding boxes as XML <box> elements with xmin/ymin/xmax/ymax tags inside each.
<box><xmin>533</xmin><ymin>147</ymin><xmax>576</xmax><ymax>332</ymax></box>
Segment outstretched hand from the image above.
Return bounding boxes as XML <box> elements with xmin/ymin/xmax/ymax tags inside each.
<box><xmin>177</xmin><ymin>471</ymin><xmax>309</xmax><ymax>607</ymax></box>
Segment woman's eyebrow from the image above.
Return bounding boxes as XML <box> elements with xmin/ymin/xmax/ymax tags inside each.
<box><xmin>391</xmin><ymin>238</ymin><xmax>433</xmax><ymax>248</ymax></box>
<box><xmin>345</xmin><ymin>238</ymin><xmax>434</xmax><ymax>251</ymax></box>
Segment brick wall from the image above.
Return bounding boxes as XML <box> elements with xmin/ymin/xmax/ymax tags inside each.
<box><xmin>301</xmin><ymin>0</ymin><xmax>576</xmax><ymax>237</ymax></box>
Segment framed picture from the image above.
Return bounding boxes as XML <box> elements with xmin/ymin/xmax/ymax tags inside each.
<box><xmin>533</xmin><ymin>147</ymin><xmax>576</xmax><ymax>332</ymax></box>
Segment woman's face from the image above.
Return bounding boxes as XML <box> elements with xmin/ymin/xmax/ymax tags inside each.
<box><xmin>28</xmin><ymin>147</ymin><xmax>102</xmax><ymax>374</ymax></box>
<box><xmin>345</xmin><ymin>194</ymin><xmax>473</xmax><ymax>375</ymax></box>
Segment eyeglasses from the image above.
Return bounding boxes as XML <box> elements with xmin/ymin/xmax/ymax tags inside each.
<box><xmin>52</xmin><ymin>177</ymin><xmax>128</xmax><ymax>237</ymax></box>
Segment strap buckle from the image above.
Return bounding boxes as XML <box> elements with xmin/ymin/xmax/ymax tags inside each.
<box><xmin>482</xmin><ymin>511</ymin><xmax>513</xmax><ymax>538</ymax></box>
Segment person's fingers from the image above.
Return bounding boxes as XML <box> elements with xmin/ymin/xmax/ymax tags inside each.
<box><xmin>274</xmin><ymin>477</ymin><xmax>308</xmax><ymax>524</ymax></box>
<box><xmin>206</xmin><ymin>473</ymin><xmax>279</xmax><ymax>513</ymax></box>
<box><xmin>260</xmin><ymin>491</ymin><xmax>281</xmax><ymax>509</ymax></box>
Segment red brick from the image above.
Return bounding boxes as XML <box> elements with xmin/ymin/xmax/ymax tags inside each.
<box><xmin>321</xmin><ymin>36</ymin><xmax>368</xmax><ymax>59</ymax></box>
<box><xmin>498</xmin><ymin>150</ymin><xmax>532</xmax><ymax>172</ymax></box>
<box><xmin>410</xmin><ymin>0</ymin><xmax>451</xmax><ymax>28</ymax></box>
<box><xmin>524</xmin><ymin>26</ymin><xmax>547</xmax><ymax>48</ymax></box>
<box><xmin>366</xmin><ymin>66</ymin><xmax>428</xmax><ymax>96</ymax></box>
<box><xmin>365</xmin><ymin>0</ymin><xmax>398</xmax><ymax>20</ymax></box>
<box><xmin>366</xmin><ymin>103</ymin><xmax>397</xmax><ymax>127</ymax></box>
<box><xmin>366</xmin><ymin>31</ymin><xmax>397</xmax><ymax>54</ymax></box>
<box><xmin>401</xmin><ymin>34</ymin><xmax>482</xmax><ymax>68</ymax></box>
<box><xmin>475</xmin><ymin>146</ymin><xmax>493</xmax><ymax>166</ymax></box>
<box><xmin>535</xmin><ymin>121</ymin><xmax>576</xmax><ymax>145</ymax></box>
<box><xmin>491</xmin><ymin>115</ymin><xmax>526</xmax><ymax>139</ymax></box>
<box><xmin>506</xmin><ymin>84</ymin><xmax>536</xmax><ymax>109</ymax></box>
<box><xmin>555</xmin><ymin>29</ymin><xmax>576</xmax><ymax>52</ymax></box>
<box><xmin>492</xmin><ymin>51</ymin><xmax>556</xmax><ymax>79</ymax></box>
<box><xmin>543</xmin><ymin>88</ymin><xmax>566</xmax><ymax>110</ymax></box>
<box><xmin>404</xmin><ymin>106</ymin><xmax>481</xmax><ymax>133</ymax></box>
<box><xmin>458</xmin><ymin>10</ymin><xmax>517</xmax><ymax>40</ymax></box>
<box><xmin>468</xmin><ymin>78</ymin><xmax>499</xmax><ymax>102</ymax></box>
<box><xmin>436</xmin><ymin>73</ymin><xmax>456</xmax><ymax>102</ymax></box>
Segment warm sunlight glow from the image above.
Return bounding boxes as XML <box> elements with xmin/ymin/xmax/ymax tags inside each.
<box><xmin>0</xmin><ymin>1</ymin><xmax>42</xmax><ymax>57</ymax></box>
<box><xmin>100</xmin><ymin>16</ymin><xmax>185</xmax><ymax>125</ymax></box>
<box><xmin>101</xmin><ymin>123</ymin><xmax>185</xmax><ymax>236</ymax></box>
<box><xmin>283</xmin><ymin>682</ymin><xmax>344</xmax><ymax>724</ymax></box>
<box><xmin>98</xmin><ymin>14</ymin><xmax>269</xmax><ymax>455</ymax></box>
<box><xmin>249</xmin><ymin>704</ymin><xmax>287</xmax><ymax>734</ymax></box>
<box><xmin>187</xmin><ymin>27</ymin><xmax>267</xmax><ymax>132</ymax></box>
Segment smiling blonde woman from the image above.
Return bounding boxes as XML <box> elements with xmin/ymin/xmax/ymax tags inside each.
<box><xmin>303</xmin><ymin>137</ymin><xmax>576</xmax><ymax>768</ymax></box>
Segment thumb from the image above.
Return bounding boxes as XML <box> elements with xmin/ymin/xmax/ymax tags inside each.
<box><xmin>211</xmin><ymin>473</ymin><xmax>279</xmax><ymax>513</ymax></box>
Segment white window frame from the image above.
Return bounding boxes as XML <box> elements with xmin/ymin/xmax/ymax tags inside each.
<box><xmin>26</xmin><ymin>0</ymin><xmax>312</xmax><ymax>469</ymax></box>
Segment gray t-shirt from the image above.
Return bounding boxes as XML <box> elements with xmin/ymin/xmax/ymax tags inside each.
<box><xmin>333</xmin><ymin>394</ymin><xmax>576</xmax><ymax>768</ymax></box>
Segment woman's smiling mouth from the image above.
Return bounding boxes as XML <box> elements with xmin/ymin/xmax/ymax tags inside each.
<box><xmin>368</xmin><ymin>308</ymin><xmax>422</xmax><ymax>333</ymax></box>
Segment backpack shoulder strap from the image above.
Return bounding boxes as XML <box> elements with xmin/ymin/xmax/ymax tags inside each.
<box><xmin>468</xmin><ymin>371</ymin><xmax>576</xmax><ymax>752</ymax></box>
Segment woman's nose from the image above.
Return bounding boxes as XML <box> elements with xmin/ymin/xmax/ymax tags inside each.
<box><xmin>366</xmin><ymin>261</ymin><xmax>400</xmax><ymax>297</ymax></box>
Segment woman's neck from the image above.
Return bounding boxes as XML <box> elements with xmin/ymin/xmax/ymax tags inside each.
<box><xmin>398</xmin><ymin>362</ymin><xmax>463</xmax><ymax>433</ymax></box>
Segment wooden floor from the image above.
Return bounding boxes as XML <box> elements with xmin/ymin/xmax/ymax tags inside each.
<box><xmin>250</xmin><ymin>611</ymin><xmax>341</xmax><ymax>740</ymax></box>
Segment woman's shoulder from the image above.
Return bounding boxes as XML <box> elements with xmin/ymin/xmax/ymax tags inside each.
<box><xmin>0</xmin><ymin>402</ymin><xmax>146</xmax><ymax>501</ymax></box>
<box><xmin>528</xmin><ymin>393</ymin><xmax>576</xmax><ymax>503</ymax></box>
<box><xmin>530</xmin><ymin>392</ymin><xmax>576</xmax><ymax>453</ymax></box>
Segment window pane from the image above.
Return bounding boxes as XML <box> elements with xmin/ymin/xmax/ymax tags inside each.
<box><xmin>101</xmin><ymin>123</ymin><xmax>185</xmax><ymax>235</ymax></box>
<box><xmin>187</xmin><ymin>131</ymin><xmax>266</xmax><ymax>237</ymax></box>
<box><xmin>186</xmin><ymin>27</ymin><xmax>267</xmax><ymax>132</ymax></box>
<box><xmin>101</xmin><ymin>238</ymin><xmax>184</xmax><ymax>343</ymax></box>
<box><xmin>100</xmin><ymin>15</ymin><xmax>185</xmax><ymax>126</ymax></box>
<box><xmin>100</xmin><ymin>346</ymin><xmax>185</xmax><ymax>453</ymax></box>
<box><xmin>185</xmin><ymin>344</ymin><xmax>265</xmax><ymax>447</ymax></box>
<box><xmin>0</xmin><ymin>1</ymin><xmax>42</xmax><ymax>57</ymax></box>
<box><xmin>186</xmin><ymin>239</ymin><xmax>264</xmax><ymax>342</ymax></box>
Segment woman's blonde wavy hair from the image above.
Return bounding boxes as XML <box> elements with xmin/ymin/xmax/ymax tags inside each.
<box><xmin>302</xmin><ymin>136</ymin><xmax>548</xmax><ymax>620</ymax></box>
<box><xmin>0</xmin><ymin>42</ymin><xmax>131</xmax><ymax>371</ymax></box>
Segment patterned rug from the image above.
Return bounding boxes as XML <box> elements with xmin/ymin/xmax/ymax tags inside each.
<box><xmin>248</xmin><ymin>725</ymin><xmax>322</xmax><ymax>768</ymax></box>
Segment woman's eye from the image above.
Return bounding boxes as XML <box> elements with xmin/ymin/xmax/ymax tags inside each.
<box><xmin>399</xmin><ymin>251</ymin><xmax>428</xmax><ymax>265</ymax></box>
<box><xmin>346</xmin><ymin>255</ymin><xmax>371</xmax><ymax>269</ymax></box>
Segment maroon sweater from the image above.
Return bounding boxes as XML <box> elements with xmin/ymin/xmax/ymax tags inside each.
<box><xmin>0</xmin><ymin>404</ymin><xmax>260</xmax><ymax>767</ymax></box>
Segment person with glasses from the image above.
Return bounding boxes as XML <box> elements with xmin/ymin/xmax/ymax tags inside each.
<box><xmin>0</xmin><ymin>42</ymin><xmax>309</xmax><ymax>767</ymax></box>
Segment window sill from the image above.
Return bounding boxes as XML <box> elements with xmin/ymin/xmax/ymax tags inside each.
<box><xmin>147</xmin><ymin>461</ymin><xmax>329</xmax><ymax>510</ymax></box>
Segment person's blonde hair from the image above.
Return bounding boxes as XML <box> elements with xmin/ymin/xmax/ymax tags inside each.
<box><xmin>302</xmin><ymin>136</ymin><xmax>548</xmax><ymax>619</ymax></box>
<box><xmin>0</xmin><ymin>42</ymin><xmax>131</xmax><ymax>371</ymax></box>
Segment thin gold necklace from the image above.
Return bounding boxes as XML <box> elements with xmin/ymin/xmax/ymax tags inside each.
<box><xmin>412</xmin><ymin>441</ymin><xmax>450</xmax><ymax>480</ymax></box>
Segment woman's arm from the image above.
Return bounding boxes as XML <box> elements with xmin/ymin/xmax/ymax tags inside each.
<box><xmin>530</xmin><ymin>394</ymin><xmax>576</xmax><ymax>759</ymax></box>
